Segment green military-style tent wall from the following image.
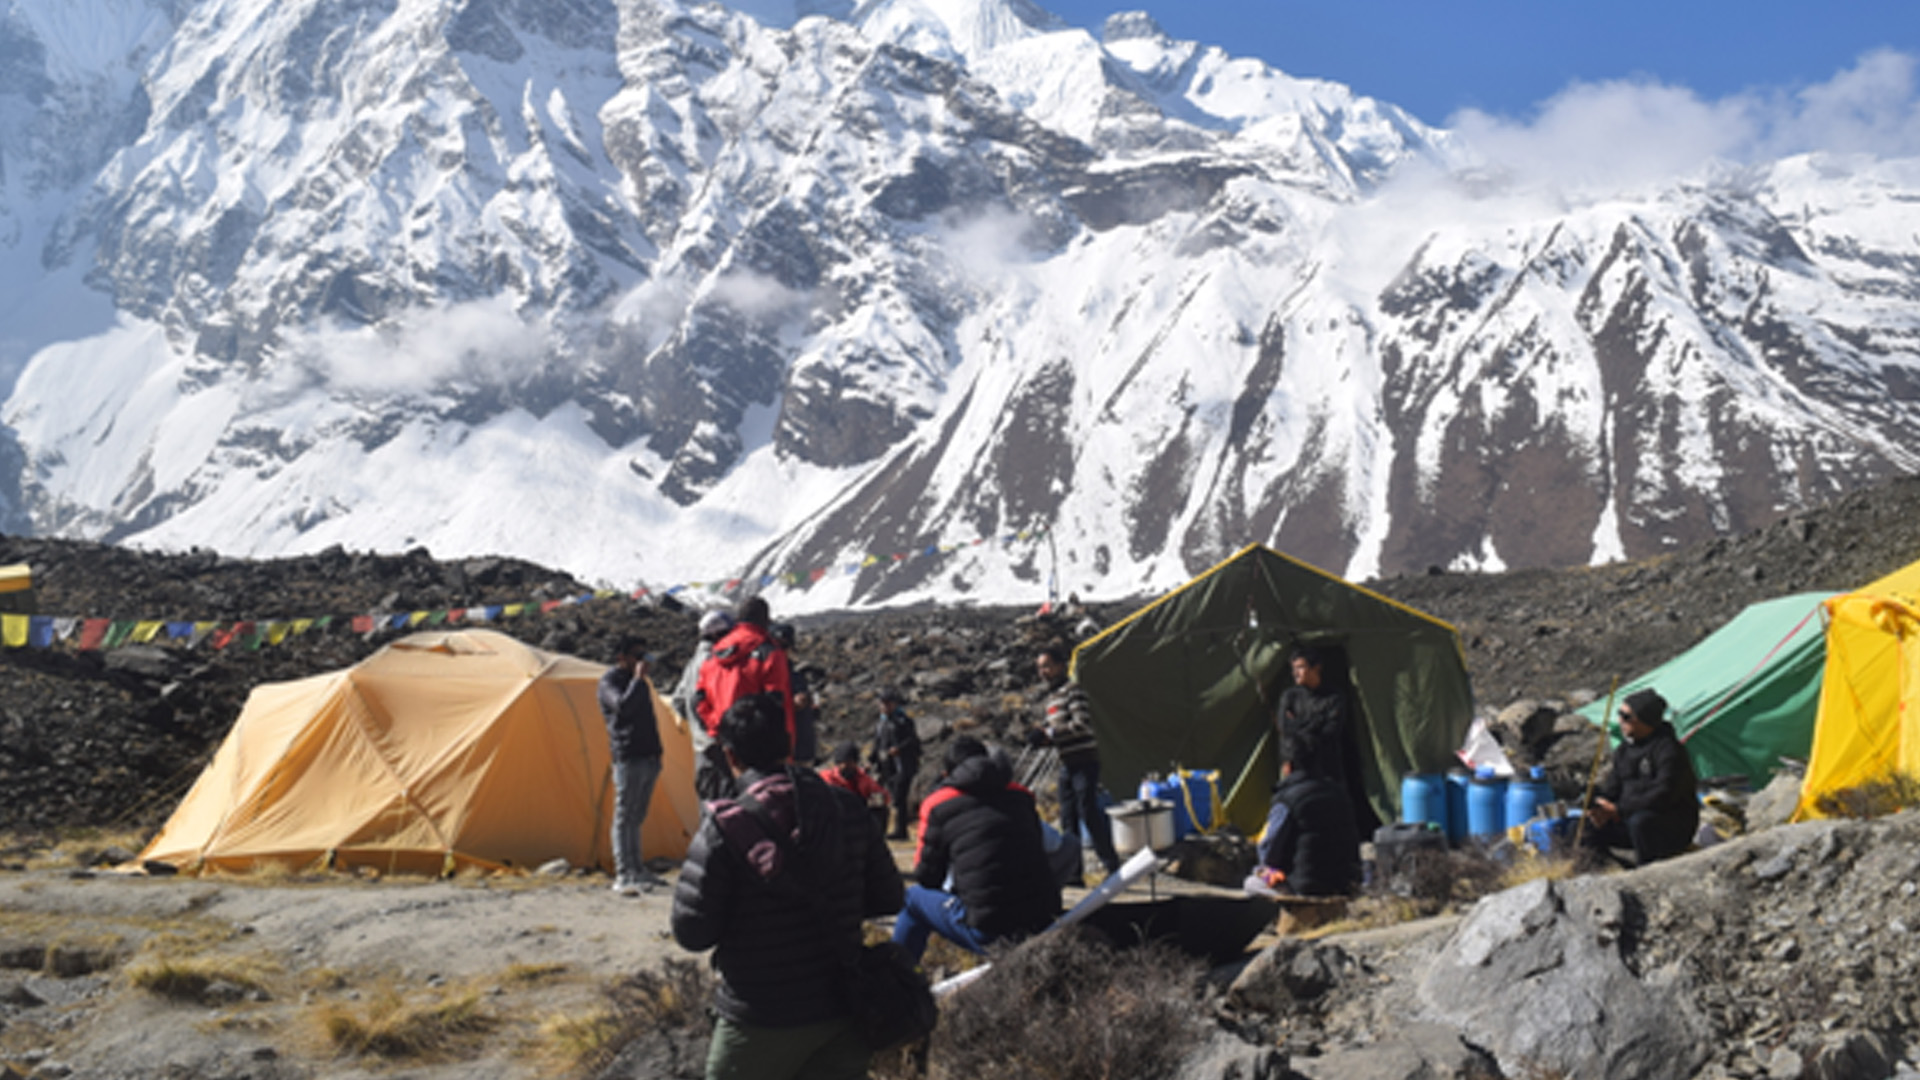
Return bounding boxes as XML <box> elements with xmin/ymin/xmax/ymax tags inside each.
<box><xmin>1574</xmin><ymin>591</ymin><xmax>1832</xmax><ymax>785</ymax></box>
<box><xmin>1071</xmin><ymin>544</ymin><xmax>1476</xmax><ymax>835</ymax></box>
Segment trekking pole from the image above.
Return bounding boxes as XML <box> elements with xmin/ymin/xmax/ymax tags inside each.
<box><xmin>1573</xmin><ymin>676</ymin><xmax>1620</xmax><ymax>853</ymax></box>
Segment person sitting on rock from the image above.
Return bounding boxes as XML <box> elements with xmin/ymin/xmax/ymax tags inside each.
<box><xmin>1581</xmin><ymin>688</ymin><xmax>1699</xmax><ymax>867</ymax></box>
<box><xmin>892</xmin><ymin>737</ymin><xmax>1060</xmax><ymax>963</ymax></box>
<box><xmin>1246</xmin><ymin>730</ymin><xmax>1362</xmax><ymax>899</ymax></box>
<box><xmin>820</xmin><ymin>740</ymin><xmax>889</xmax><ymax>836</ymax></box>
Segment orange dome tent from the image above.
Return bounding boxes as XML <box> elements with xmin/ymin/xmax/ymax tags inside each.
<box><xmin>141</xmin><ymin>629</ymin><xmax>700</xmax><ymax>875</ymax></box>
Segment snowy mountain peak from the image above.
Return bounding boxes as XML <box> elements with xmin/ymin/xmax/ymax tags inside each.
<box><xmin>849</xmin><ymin>0</ymin><xmax>1063</xmax><ymax>65</ymax></box>
<box><xmin>0</xmin><ymin>0</ymin><xmax>1915</xmax><ymax>615</ymax></box>
<box><xmin>1100</xmin><ymin>10</ymin><xmax>1166</xmax><ymax>44</ymax></box>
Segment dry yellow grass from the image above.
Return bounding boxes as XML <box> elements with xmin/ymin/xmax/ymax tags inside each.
<box><xmin>313</xmin><ymin>983</ymin><xmax>496</xmax><ymax>1060</ymax></box>
<box><xmin>0</xmin><ymin>827</ymin><xmax>151</xmax><ymax>871</ymax></box>
<box><xmin>534</xmin><ymin>1007</ymin><xmax>623</xmax><ymax>1070</ymax></box>
<box><xmin>126</xmin><ymin>953</ymin><xmax>274</xmax><ymax>1000</ymax></box>
<box><xmin>1499</xmin><ymin>853</ymin><xmax>1578</xmax><ymax>890</ymax></box>
<box><xmin>501</xmin><ymin>961</ymin><xmax>570</xmax><ymax>985</ymax></box>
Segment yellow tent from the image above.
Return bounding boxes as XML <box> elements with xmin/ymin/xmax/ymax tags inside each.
<box><xmin>141</xmin><ymin>630</ymin><xmax>701</xmax><ymax>874</ymax></box>
<box><xmin>1796</xmin><ymin>560</ymin><xmax>1920</xmax><ymax>819</ymax></box>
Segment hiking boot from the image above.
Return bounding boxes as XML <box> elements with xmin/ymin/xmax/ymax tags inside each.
<box><xmin>611</xmin><ymin>879</ymin><xmax>644</xmax><ymax>897</ymax></box>
<box><xmin>635</xmin><ymin>869</ymin><xmax>670</xmax><ymax>890</ymax></box>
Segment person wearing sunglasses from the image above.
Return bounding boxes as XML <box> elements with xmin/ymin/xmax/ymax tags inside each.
<box><xmin>1582</xmin><ymin>689</ymin><xmax>1699</xmax><ymax>867</ymax></box>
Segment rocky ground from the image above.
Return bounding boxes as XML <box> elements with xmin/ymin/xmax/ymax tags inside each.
<box><xmin>2</xmin><ymin>476</ymin><xmax>1920</xmax><ymax>1078</ymax></box>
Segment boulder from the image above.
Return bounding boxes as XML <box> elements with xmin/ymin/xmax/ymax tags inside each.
<box><xmin>1228</xmin><ymin>938</ymin><xmax>1350</xmax><ymax>1015</ymax></box>
<box><xmin>1288</xmin><ymin>1022</ymin><xmax>1499</xmax><ymax>1080</ymax></box>
<box><xmin>1745</xmin><ymin>769</ymin><xmax>1805</xmax><ymax>833</ymax></box>
<box><xmin>1170</xmin><ymin>1028</ymin><xmax>1286</xmax><ymax>1080</ymax></box>
<box><xmin>1416</xmin><ymin>877</ymin><xmax>1712</xmax><ymax>1080</ymax></box>
<box><xmin>1488</xmin><ymin>700</ymin><xmax>1560</xmax><ymax>761</ymax></box>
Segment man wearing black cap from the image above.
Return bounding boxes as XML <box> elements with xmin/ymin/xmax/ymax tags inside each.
<box><xmin>1583</xmin><ymin>688</ymin><xmax>1699</xmax><ymax>867</ymax></box>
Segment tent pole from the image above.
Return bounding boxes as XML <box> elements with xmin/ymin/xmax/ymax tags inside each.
<box><xmin>1574</xmin><ymin>677</ymin><xmax>1621</xmax><ymax>853</ymax></box>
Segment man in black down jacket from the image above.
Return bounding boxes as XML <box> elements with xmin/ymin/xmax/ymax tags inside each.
<box><xmin>672</xmin><ymin>694</ymin><xmax>904</xmax><ymax>1079</ymax></box>
<box><xmin>1250</xmin><ymin>730</ymin><xmax>1362</xmax><ymax>898</ymax></box>
<box><xmin>891</xmin><ymin>737</ymin><xmax>1060</xmax><ymax>962</ymax></box>
<box><xmin>1583</xmin><ymin>688</ymin><xmax>1699</xmax><ymax>867</ymax></box>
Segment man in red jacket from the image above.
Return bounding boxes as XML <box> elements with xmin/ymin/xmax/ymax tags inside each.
<box><xmin>695</xmin><ymin>596</ymin><xmax>796</xmax><ymax>755</ymax></box>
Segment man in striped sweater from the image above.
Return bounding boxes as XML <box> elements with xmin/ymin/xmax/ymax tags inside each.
<box><xmin>1033</xmin><ymin>645</ymin><xmax>1122</xmax><ymax>875</ymax></box>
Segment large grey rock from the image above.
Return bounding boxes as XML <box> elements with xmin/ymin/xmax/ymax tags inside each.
<box><xmin>1170</xmin><ymin>1028</ymin><xmax>1286</xmax><ymax>1080</ymax></box>
<box><xmin>1746</xmin><ymin>769</ymin><xmax>1805</xmax><ymax>832</ymax></box>
<box><xmin>1289</xmin><ymin>1022</ymin><xmax>1499</xmax><ymax>1080</ymax></box>
<box><xmin>1417</xmin><ymin>877</ymin><xmax>1711</xmax><ymax>1080</ymax></box>
<box><xmin>1489</xmin><ymin>700</ymin><xmax>1560</xmax><ymax>760</ymax></box>
<box><xmin>1228</xmin><ymin>938</ymin><xmax>1350</xmax><ymax>1015</ymax></box>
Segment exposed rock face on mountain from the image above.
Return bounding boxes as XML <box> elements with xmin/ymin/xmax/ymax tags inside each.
<box><xmin>0</xmin><ymin>0</ymin><xmax>1915</xmax><ymax>610</ymax></box>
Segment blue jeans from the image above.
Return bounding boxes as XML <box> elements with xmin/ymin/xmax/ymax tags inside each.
<box><xmin>612</xmin><ymin>756</ymin><xmax>663</xmax><ymax>882</ymax></box>
<box><xmin>891</xmin><ymin>885</ymin><xmax>993</xmax><ymax>962</ymax></box>
<box><xmin>1059</xmin><ymin>759</ymin><xmax>1120</xmax><ymax>873</ymax></box>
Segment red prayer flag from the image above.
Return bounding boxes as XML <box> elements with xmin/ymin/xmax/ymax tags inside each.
<box><xmin>78</xmin><ymin>618</ymin><xmax>110</xmax><ymax>651</ymax></box>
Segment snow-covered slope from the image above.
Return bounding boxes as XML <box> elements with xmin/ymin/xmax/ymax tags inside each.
<box><xmin>0</xmin><ymin>0</ymin><xmax>1916</xmax><ymax>612</ymax></box>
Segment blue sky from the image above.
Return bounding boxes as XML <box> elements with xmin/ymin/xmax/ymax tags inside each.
<box><xmin>1041</xmin><ymin>0</ymin><xmax>1920</xmax><ymax>126</ymax></box>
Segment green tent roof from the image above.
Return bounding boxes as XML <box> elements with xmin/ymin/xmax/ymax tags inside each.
<box><xmin>1071</xmin><ymin>545</ymin><xmax>1476</xmax><ymax>834</ymax></box>
<box><xmin>1575</xmin><ymin>591</ymin><xmax>1832</xmax><ymax>785</ymax></box>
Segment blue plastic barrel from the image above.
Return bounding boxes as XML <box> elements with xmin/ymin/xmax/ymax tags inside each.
<box><xmin>1504</xmin><ymin>766</ymin><xmax>1554</xmax><ymax>830</ymax></box>
<box><xmin>1176</xmin><ymin>770</ymin><xmax>1218</xmax><ymax>835</ymax></box>
<box><xmin>1400</xmin><ymin>773</ymin><xmax>1449</xmax><ymax>835</ymax></box>
<box><xmin>1466</xmin><ymin>770</ymin><xmax>1508</xmax><ymax>840</ymax></box>
<box><xmin>1445</xmin><ymin>770</ymin><xmax>1471</xmax><ymax>846</ymax></box>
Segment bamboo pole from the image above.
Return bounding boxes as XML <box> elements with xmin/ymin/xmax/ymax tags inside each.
<box><xmin>1573</xmin><ymin>676</ymin><xmax>1621</xmax><ymax>853</ymax></box>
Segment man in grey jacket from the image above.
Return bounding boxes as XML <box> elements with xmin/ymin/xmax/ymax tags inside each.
<box><xmin>673</xmin><ymin>609</ymin><xmax>735</xmax><ymax>800</ymax></box>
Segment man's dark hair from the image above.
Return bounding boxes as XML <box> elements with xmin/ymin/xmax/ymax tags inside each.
<box><xmin>1037</xmin><ymin>645</ymin><xmax>1069</xmax><ymax>666</ymax></box>
<box><xmin>615</xmin><ymin>635</ymin><xmax>646</xmax><ymax>660</ymax></box>
<box><xmin>1290</xmin><ymin>644</ymin><xmax>1328</xmax><ymax>669</ymax></box>
<box><xmin>719</xmin><ymin>694</ymin><xmax>790</xmax><ymax>771</ymax></box>
<box><xmin>943</xmin><ymin>735</ymin><xmax>988</xmax><ymax>775</ymax></box>
<box><xmin>735</xmin><ymin>595</ymin><xmax>772</xmax><ymax>627</ymax></box>
<box><xmin>832</xmin><ymin>740</ymin><xmax>861</xmax><ymax>766</ymax></box>
<box><xmin>1623</xmin><ymin>688</ymin><xmax>1669</xmax><ymax>726</ymax></box>
<box><xmin>770</xmin><ymin>621</ymin><xmax>796</xmax><ymax>649</ymax></box>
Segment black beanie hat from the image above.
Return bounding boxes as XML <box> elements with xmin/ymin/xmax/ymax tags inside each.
<box><xmin>1623</xmin><ymin>689</ymin><xmax>1668</xmax><ymax>726</ymax></box>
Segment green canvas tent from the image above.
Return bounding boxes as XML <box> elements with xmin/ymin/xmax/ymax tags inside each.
<box><xmin>1071</xmin><ymin>544</ymin><xmax>1476</xmax><ymax>835</ymax></box>
<box><xmin>1575</xmin><ymin>591</ymin><xmax>1833</xmax><ymax>785</ymax></box>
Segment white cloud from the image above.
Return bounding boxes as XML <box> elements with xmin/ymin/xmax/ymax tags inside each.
<box><xmin>267</xmin><ymin>296</ymin><xmax>550</xmax><ymax>399</ymax></box>
<box><xmin>1441</xmin><ymin>49</ymin><xmax>1920</xmax><ymax>198</ymax></box>
<box><xmin>707</xmin><ymin>269</ymin><xmax>814</xmax><ymax>320</ymax></box>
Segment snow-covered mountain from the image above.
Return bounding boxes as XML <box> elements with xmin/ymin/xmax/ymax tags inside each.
<box><xmin>0</xmin><ymin>0</ymin><xmax>1916</xmax><ymax>611</ymax></box>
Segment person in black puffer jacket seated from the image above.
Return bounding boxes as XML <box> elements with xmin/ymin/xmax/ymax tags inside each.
<box><xmin>671</xmin><ymin>694</ymin><xmax>904</xmax><ymax>1079</ymax></box>
<box><xmin>1582</xmin><ymin>688</ymin><xmax>1699</xmax><ymax>867</ymax></box>
<box><xmin>1247</xmin><ymin>730</ymin><xmax>1362</xmax><ymax>899</ymax></box>
<box><xmin>892</xmin><ymin>737</ymin><xmax>1061</xmax><ymax>963</ymax></box>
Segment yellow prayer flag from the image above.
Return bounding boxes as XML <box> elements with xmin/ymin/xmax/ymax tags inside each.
<box><xmin>1</xmin><ymin>614</ymin><xmax>26</xmax><ymax>647</ymax></box>
<box><xmin>266</xmin><ymin>622</ymin><xmax>291</xmax><ymax>645</ymax></box>
<box><xmin>131</xmin><ymin>621</ymin><xmax>164</xmax><ymax>644</ymax></box>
